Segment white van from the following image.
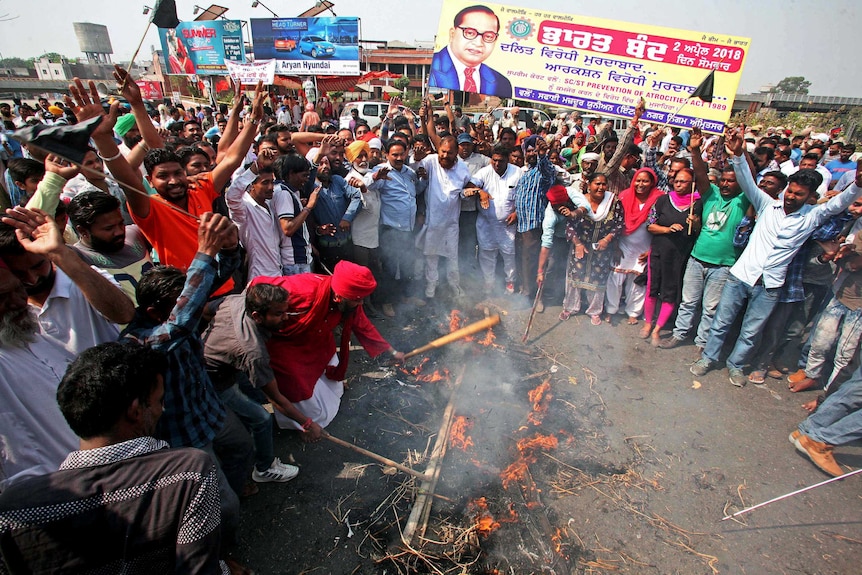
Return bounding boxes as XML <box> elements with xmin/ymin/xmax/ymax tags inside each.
<box><xmin>489</xmin><ymin>107</ymin><xmax>551</xmax><ymax>131</ymax></box>
<box><xmin>339</xmin><ymin>101</ymin><xmax>406</xmax><ymax>130</ymax></box>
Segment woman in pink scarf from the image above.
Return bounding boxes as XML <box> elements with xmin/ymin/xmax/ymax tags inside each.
<box><xmin>642</xmin><ymin>168</ymin><xmax>702</xmax><ymax>345</ymax></box>
<box><xmin>605</xmin><ymin>167</ymin><xmax>664</xmax><ymax>324</ymax></box>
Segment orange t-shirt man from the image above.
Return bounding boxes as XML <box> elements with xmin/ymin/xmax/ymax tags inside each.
<box><xmin>131</xmin><ymin>173</ymin><xmax>234</xmax><ymax>295</ymax></box>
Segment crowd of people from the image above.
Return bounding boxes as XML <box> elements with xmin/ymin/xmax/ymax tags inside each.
<box><xmin>0</xmin><ymin>63</ymin><xmax>861</xmax><ymax>571</ymax></box>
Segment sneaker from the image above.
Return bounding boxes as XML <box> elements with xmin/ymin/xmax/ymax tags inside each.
<box><xmin>690</xmin><ymin>358</ymin><xmax>714</xmax><ymax>376</ymax></box>
<box><xmin>505</xmin><ymin>282</ymin><xmax>515</xmax><ymax>294</ymax></box>
<box><xmin>252</xmin><ymin>457</ymin><xmax>300</xmax><ymax>483</ymax></box>
<box><xmin>728</xmin><ymin>368</ymin><xmax>746</xmax><ymax>387</ymax></box>
<box><xmin>792</xmin><ymin>433</ymin><xmax>844</xmax><ymax>477</ymax></box>
<box><xmin>659</xmin><ymin>337</ymin><xmax>684</xmax><ymax>350</ymax></box>
<box><xmin>382</xmin><ymin>303</ymin><xmax>396</xmax><ymax>317</ymax></box>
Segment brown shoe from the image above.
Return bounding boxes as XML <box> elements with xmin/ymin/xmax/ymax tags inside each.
<box><xmin>789</xmin><ymin>429</ymin><xmax>801</xmax><ymax>444</ymax></box>
<box><xmin>788</xmin><ymin>369</ymin><xmax>809</xmax><ymax>384</ymax></box>
<box><xmin>659</xmin><ymin>337</ymin><xmax>684</xmax><ymax>349</ymax></box>
<box><xmin>793</xmin><ymin>434</ymin><xmax>844</xmax><ymax>477</ymax></box>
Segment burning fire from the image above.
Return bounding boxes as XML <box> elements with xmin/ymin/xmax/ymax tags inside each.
<box><xmin>467</xmin><ymin>497</ymin><xmax>501</xmax><ymax>537</ymax></box>
<box><xmin>501</xmin><ymin>433</ymin><xmax>558</xmax><ymax>489</ymax></box>
<box><xmin>551</xmin><ymin>527</ymin><xmax>570</xmax><ymax>559</ymax></box>
<box><xmin>476</xmin><ymin>328</ymin><xmax>496</xmax><ymax>347</ymax></box>
<box><xmin>449</xmin><ymin>416</ymin><xmax>474</xmax><ymax>451</ymax></box>
<box><xmin>449</xmin><ymin>309</ymin><xmax>466</xmax><ymax>333</ymax></box>
<box><xmin>400</xmin><ymin>357</ymin><xmax>430</xmax><ymax>376</ymax></box>
<box><xmin>527</xmin><ymin>380</ymin><xmax>553</xmax><ymax>426</ymax></box>
<box><xmin>415</xmin><ymin>368</ymin><xmax>450</xmax><ymax>383</ymax></box>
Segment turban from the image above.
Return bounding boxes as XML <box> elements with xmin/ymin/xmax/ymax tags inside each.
<box><xmin>47</xmin><ymin>105</ymin><xmax>64</xmax><ymax>117</ymax></box>
<box><xmin>331</xmin><ymin>261</ymin><xmax>377</xmax><ymax>299</ymax></box>
<box><xmin>580</xmin><ymin>152</ymin><xmax>600</xmax><ymax>163</ymax></box>
<box><xmin>522</xmin><ymin>135</ymin><xmax>538</xmax><ymax>152</ymax></box>
<box><xmin>114</xmin><ymin>113</ymin><xmax>137</xmax><ymax>137</ymax></box>
<box><xmin>546</xmin><ymin>184</ymin><xmax>570</xmax><ymax>206</ymax></box>
<box><xmin>345</xmin><ymin>140</ymin><xmax>370</xmax><ymax>163</ymax></box>
<box><xmin>368</xmin><ymin>137</ymin><xmax>383</xmax><ymax>150</ymax></box>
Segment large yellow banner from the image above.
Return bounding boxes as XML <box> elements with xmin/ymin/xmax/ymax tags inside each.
<box><xmin>430</xmin><ymin>1</ymin><xmax>751</xmax><ymax>133</ymax></box>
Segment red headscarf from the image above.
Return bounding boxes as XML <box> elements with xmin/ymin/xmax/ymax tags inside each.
<box><xmin>331</xmin><ymin>261</ymin><xmax>377</xmax><ymax>299</ymax></box>
<box><xmin>546</xmin><ymin>184</ymin><xmax>571</xmax><ymax>206</ymax></box>
<box><xmin>619</xmin><ymin>167</ymin><xmax>664</xmax><ymax>235</ymax></box>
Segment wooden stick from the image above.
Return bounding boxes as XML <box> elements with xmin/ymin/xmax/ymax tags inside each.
<box><xmin>323</xmin><ymin>431</ymin><xmax>431</xmax><ymax>482</ymax></box>
<box><xmin>721</xmin><ymin>467</ymin><xmax>862</xmax><ymax>521</ymax></box>
<box><xmin>522</xmin><ymin>280</ymin><xmax>545</xmax><ymax>343</ymax></box>
<box><xmin>120</xmin><ymin>22</ymin><xmax>151</xmax><ymax>93</ymax></box>
<box><xmin>401</xmin><ymin>365</ymin><xmax>466</xmax><ymax>545</ymax></box>
<box><xmin>403</xmin><ymin>315</ymin><xmax>500</xmax><ymax>359</ymax></box>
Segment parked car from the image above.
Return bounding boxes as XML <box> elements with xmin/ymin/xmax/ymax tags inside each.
<box><xmin>490</xmin><ymin>106</ymin><xmax>551</xmax><ymax>131</ymax></box>
<box><xmin>274</xmin><ymin>38</ymin><xmax>296</xmax><ymax>51</ymax></box>
<box><xmin>339</xmin><ymin>101</ymin><xmax>408</xmax><ymax>130</ymax></box>
<box><xmin>299</xmin><ymin>36</ymin><xmax>336</xmax><ymax>58</ymax></box>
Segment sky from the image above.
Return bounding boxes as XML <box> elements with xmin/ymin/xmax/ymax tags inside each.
<box><xmin>0</xmin><ymin>0</ymin><xmax>857</xmax><ymax>97</ymax></box>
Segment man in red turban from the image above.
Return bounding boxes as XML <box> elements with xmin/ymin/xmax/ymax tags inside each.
<box><xmin>250</xmin><ymin>261</ymin><xmax>404</xmax><ymax>439</ymax></box>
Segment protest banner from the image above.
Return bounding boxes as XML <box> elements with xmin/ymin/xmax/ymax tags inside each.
<box><xmin>430</xmin><ymin>0</ymin><xmax>751</xmax><ymax>133</ymax></box>
<box><xmin>250</xmin><ymin>17</ymin><xmax>360</xmax><ymax>76</ymax></box>
<box><xmin>135</xmin><ymin>80</ymin><xmax>164</xmax><ymax>101</ymax></box>
<box><xmin>159</xmin><ymin>20</ymin><xmax>245</xmax><ymax>75</ymax></box>
<box><xmin>226</xmin><ymin>59</ymin><xmax>277</xmax><ymax>85</ymax></box>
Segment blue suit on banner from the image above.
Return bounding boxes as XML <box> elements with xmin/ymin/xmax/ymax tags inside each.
<box><xmin>429</xmin><ymin>48</ymin><xmax>512</xmax><ymax>99</ymax></box>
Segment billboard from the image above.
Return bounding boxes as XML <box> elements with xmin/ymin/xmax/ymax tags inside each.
<box><xmin>250</xmin><ymin>17</ymin><xmax>360</xmax><ymax>76</ymax></box>
<box><xmin>158</xmin><ymin>20</ymin><xmax>245</xmax><ymax>75</ymax></box>
<box><xmin>430</xmin><ymin>1</ymin><xmax>751</xmax><ymax>133</ymax></box>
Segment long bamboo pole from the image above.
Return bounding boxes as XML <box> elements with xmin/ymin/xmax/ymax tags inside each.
<box><xmin>323</xmin><ymin>432</ymin><xmax>431</xmax><ymax>482</ymax></box>
<box><xmin>403</xmin><ymin>315</ymin><xmax>500</xmax><ymax>359</ymax></box>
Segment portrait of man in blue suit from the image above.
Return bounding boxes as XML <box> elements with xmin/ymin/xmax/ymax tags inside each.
<box><xmin>429</xmin><ymin>4</ymin><xmax>512</xmax><ymax>99</ymax></box>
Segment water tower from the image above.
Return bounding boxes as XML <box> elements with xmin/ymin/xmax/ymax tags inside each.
<box><xmin>73</xmin><ymin>22</ymin><xmax>114</xmax><ymax>64</ymax></box>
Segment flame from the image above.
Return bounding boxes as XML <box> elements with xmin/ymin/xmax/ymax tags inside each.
<box><xmin>500</xmin><ymin>459</ymin><xmax>529</xmax><ymax>489</ymax></box>
<box><xmin>449</xmin><ymin>309</ymin><xmax>465</xmax><ymax>332</ymax></box>
<box><xmin>476</xmin><ymin>328</ymin><xmax>496</xmax><ymax>346</ymax></box>
<box><xmin>449</xmin><ymin>416</ymin><xmax>474</xmax><ymax>451</ymax></box>
<box><xmin>415</xmin><ymin>368</ymin><xmax>449</xmax><ymax>382</ymax></box>
<box><xmin>551</xmin><ymin>527</ymin><xmax>570</xmax><ymax>559</ymax></box>
<box><xmin>501</xmin><ymin>433</ymin><xmax>558</xmax><ymax>489</ymax></box>
<box><xmin>527</xmin><ymin>380</ymin><xmax>553</xmax><ymax>426</ymax></box>
<box><xmin>468</xmin><ymin>497</ymin><xmax>501</xmax><ymax>537</ymax></box>
<box><xmin>407</xmin><ymin>357</ymin><xmax>430</xmax><ymax>375</ymax></box>
<box><xmin>516</xmin><ymin>433</ymin><xmax>559</xmax><ymax>454</ymax></box>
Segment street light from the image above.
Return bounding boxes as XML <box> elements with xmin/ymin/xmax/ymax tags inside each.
<box><xmin>142</xmin><ymin>5</ymin><xmax>152</xmax><ymax>15</ymax></box>
<box><xmin>251</xmin><ymin>1</ymin><xmax>279</xmax><ymax>17</ymax></box>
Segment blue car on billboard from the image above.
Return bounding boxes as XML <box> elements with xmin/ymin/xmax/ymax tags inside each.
<box><xmin>298</xmin><ymin>35</ymin><xmax>335</xmax><ymax>58</ymax></box>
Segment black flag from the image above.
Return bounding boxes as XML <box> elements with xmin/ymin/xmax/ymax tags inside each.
<box><xmin>689</xmin><ymin>70</ymin><xmax>715</xmax><ymax>103</ymax></box>
<box><xmin>151</xmin><ymin>0</ymin><xmax>181</xmax><ymax>29</ymax></box>
<box><xmin>11</xmin><ymin>116</ymin><xmax>103</xmax><ymax>164</ymax></box>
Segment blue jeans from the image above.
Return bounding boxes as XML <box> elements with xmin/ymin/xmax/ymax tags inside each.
<box><xmin>702</xmin><ymin>275</ymin><xmax>780</xmax><ymax>370</ymax></box>
<box><xmin>799</xmin><ymin>367</ymin><xmax>862</xmax><ymax>445</ymax></box>
<box><xmin>219</xmin><ymin>384</ymin><xmax>274</xmax><ymax>472</ymax></box>
<box><xmin>804</xmin><ymin>297</ymin><xmax>862</xmax><ymax>389</ymax></box>
<box><xmin>672</xmin><ymin>258</ymin><xmax>730</xmax><ymax>348</ymax></box>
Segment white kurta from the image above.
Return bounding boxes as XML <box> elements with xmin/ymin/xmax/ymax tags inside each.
<box><xmin>273</xmin><ymin>353</ymin><xmax>344</xmax><ymax>430</ymax></box>
<box><xmin>471</xmin><ymin>163</ymin><xmax>521</xmax><ymax>251</ymax></box>
<box><xmin>419</xmin><ymin>155</ymin><xmax>471</xmax><ymax>258</ymax></box>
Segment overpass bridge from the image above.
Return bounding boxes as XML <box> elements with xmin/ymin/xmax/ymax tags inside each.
<box><xmin>731</xmin><ymin>92</ymin><xmax>862</xmax><ymax>114</ymax></box>
<box><xmin>0</xmin><ymin>77</ymin><xmax>113</xmax><ymax>100</ymax></box>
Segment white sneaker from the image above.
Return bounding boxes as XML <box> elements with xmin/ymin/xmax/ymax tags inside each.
<box><xmin>252</xmin><ymin>457</ymin><xmax>299</xmax><ymax>483</ymax></box>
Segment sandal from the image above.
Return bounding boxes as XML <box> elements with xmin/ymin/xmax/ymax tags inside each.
<box><xmin>627</xmin><ymin>316</ymin><xmax>639</xmax><ymax>325</ymax></box>
<box><xmin>639</xmin><ymin>323</ymin><xmax>653</xmax><ymax>339</ymax></box>
<box><xmin>590</xmin><ymin>315</ymin><xmax>602</xmax><ymax>326</ymax></box>
<box><xmin>559</xmin><ymin>310</ymin><xmax>572</xmax><ymax>321</ymax></box>
<box><xmin>748</xmin><ymin>370</ymin><xmax>766</xmax><ymax>385</ymax></box>
<box><xmin>603</xmin><ymin>314</ymin><xmax>612</xmax><ymax>323</ymax></box>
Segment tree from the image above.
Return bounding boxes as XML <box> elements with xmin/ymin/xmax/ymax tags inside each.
<box><xmin>772</xmin><ymin>76</ymin><xmax>811</xmax><ymax>95</ymax></box>
<box><xmin>0</xmin><ymin>57</ymin><xmax>28</xmax><ymax>68</ymax></box>
<box><xmin>394</xmin><ymin>75</ymin><xmax>410</xmax><ymax>93</ymax></box>
<box><xmin>37</xmin><ymin>52</ymin><xmax>66</xmax><ymax>63</ymax></box>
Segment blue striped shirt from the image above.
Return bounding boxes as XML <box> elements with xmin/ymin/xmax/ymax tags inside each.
<box><xmin>122</xmin><ymin>251</ymin><xmax>240</xmax><ymax>449</ymax></box>
<box><xmin>514</xmin><ymin>154</ymin><xmax>556</xmax><ymax>233</ymax></box>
